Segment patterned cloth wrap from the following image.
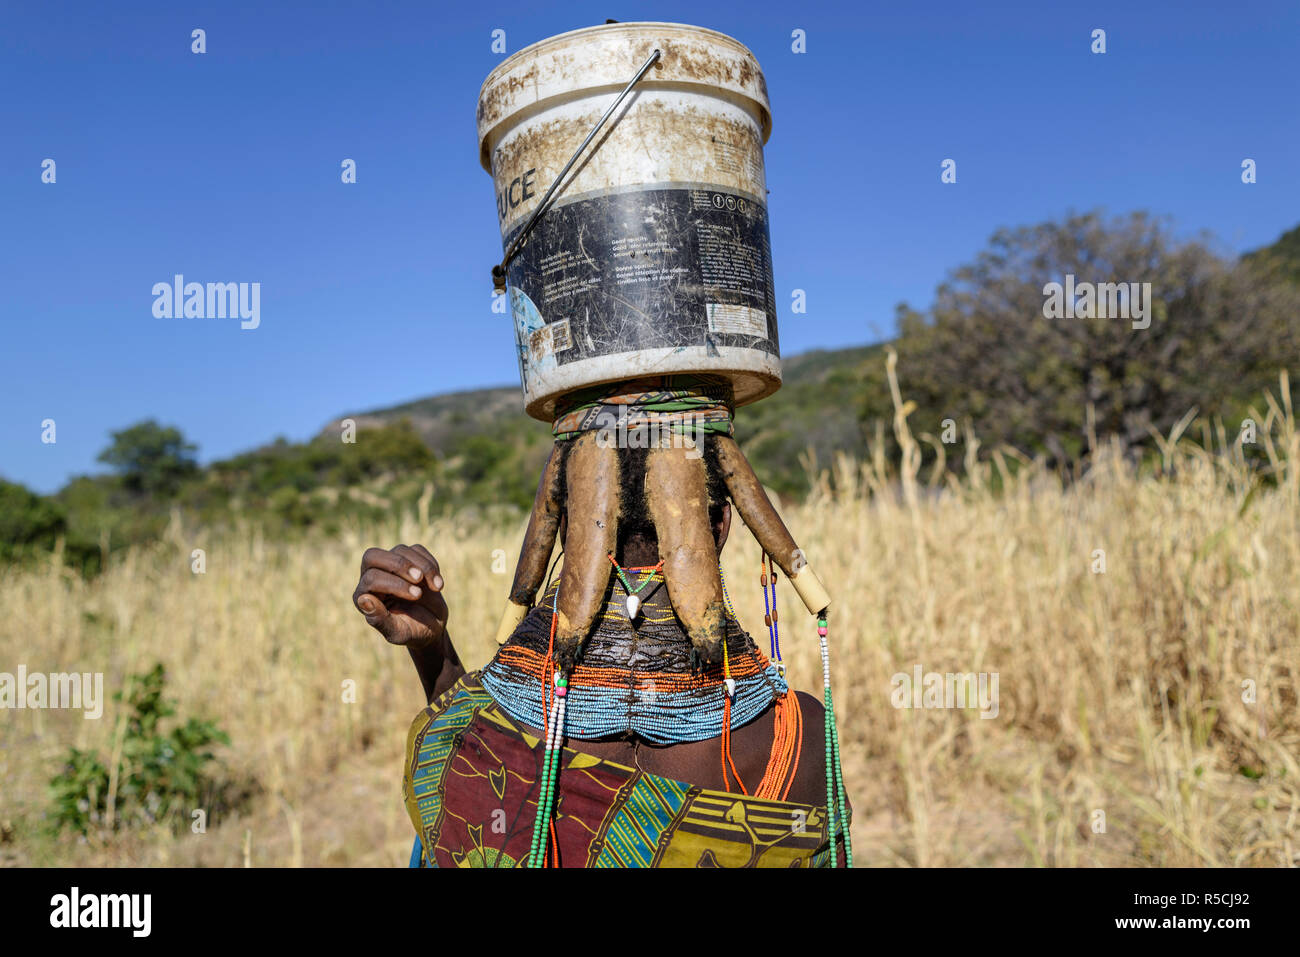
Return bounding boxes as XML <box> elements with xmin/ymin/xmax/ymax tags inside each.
<box><xmin>404</xmin><ymin>672</ymin><xmax>843</xmax><ymax>868</ymax></box>
<box><xmin>551</xmin><ymin>373</ymin><xmax>735</xmax><ymax>440</ymax></box>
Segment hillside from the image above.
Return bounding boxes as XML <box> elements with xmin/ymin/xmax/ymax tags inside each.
<box><xmin>325</xmin><ymin>384</ymin><xmax>527</xmax><ymax>451</ymax></box>
<box><xmin>1244</xmin><ymin>222</ymin><xmax>1300</xmax><ymax>283</ymax></box>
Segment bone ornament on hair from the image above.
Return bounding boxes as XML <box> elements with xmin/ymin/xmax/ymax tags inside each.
<box><xmin>492</xmin><ymin>432</ymin><xmax>621</xmax><ymax>669</ymax></box>
<box><xmin>713</xmin><ymin>435</ymin><xmax>832</xmax><ymax>618</ymax></box>
<box><xmin>645</xmin><ymin>443</ymin><xmax>727</xmax><ymax>663</ymax></box>
<box><xmin>494</xmin><ymin>429</ymin><xmax>832</xmax><ymax>669</ymax></box>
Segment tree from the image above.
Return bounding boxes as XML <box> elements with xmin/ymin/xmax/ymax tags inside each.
<box><xmin>97</xmin><ymin>420</ymin><xmax>199</xmax><ymax>497</ymax></box>
<box><xmin>897</xmin><ymin>210</ymin><xmax>1300</xmax><ymax>465</ymax></box>
<box><xmin>0</xmin><ymin>479</ymin><xmax>66</xmax><ymax>561</ymax></box>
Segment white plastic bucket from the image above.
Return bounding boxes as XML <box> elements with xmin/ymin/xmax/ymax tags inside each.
<box><xmin>477</xmin><ymin>21</ymin><xmax>781</xmax><ymax>422</ymax></box>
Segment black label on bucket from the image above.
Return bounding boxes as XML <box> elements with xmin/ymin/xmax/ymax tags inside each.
<box><xmin>502</xmin><ymin>186</ymin><xmax>779</xmax><ymax>377</ymax></box>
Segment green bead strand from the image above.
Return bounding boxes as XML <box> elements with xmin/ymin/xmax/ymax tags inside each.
<box><xmin>816</xmin><ymin>613</ymin><xmax>853</xmax><ymax>868</ymax></box>
<box><xmin>823</xmin><ymin>688</ymin><xmax>837</xmax><ymax>869</ymax></box>
<box><xmin>528</xmin><ymin>745</ymin><xmax>556</xmax><ymax>866</ymax></box>
<box><xmin>825</xmin><ymin>687</ymin><xmax>853</xmax><ymax>867</ymax></box>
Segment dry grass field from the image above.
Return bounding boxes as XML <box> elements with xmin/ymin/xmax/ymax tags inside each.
<box><xmin>3</xmin><ymin>362</ymin><xmax>1298</xmax><ymax>867</ymax></box>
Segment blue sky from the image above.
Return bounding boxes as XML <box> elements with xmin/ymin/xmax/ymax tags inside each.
<box><xmin>2</xmin><ymin>0</ymin><xmax>1297</xmax><ymax>493</ymax></box>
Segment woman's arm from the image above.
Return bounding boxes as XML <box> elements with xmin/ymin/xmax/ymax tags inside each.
<box><xmin>406</xmin><ymin>629</ymin><xmax>465</xmax><ymax>704</ymax></box>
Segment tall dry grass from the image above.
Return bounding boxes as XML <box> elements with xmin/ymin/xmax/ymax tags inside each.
<box><xmin>2</xmin><ymin>357</ymin><xmax>1297</xmax><ymax>866</ymax></box>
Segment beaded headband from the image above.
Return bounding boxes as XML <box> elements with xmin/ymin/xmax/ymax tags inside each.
<box><xmin>550</xmin><ymin>374</ymin><xmax>736</xmax><ymax>440</ymax></box>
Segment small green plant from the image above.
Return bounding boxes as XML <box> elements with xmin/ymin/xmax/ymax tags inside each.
<box><xmin>48</xmin><ymin>663</ymin><xmax>230</xmax><ymax>837</ymax></box>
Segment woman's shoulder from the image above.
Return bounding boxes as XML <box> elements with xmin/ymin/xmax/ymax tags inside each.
<box><xmin>792</xmin><ymin>688</ymin><xmax>825</xmax><ymax>720</ymax></box>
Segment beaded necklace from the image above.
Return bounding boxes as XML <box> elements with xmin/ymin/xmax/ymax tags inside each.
<box><xmin>483</xmin><ymin>568</ymin><xmax>787</xmax><ymax>743</ymax></box>
<box><xmin>607</xmin><ymin>553</ymin><xmax>664</xmax><ymax>619</ymax></box>
<box><xmin>717</xmin><ymin>562</ymin><xmax>746</xmax><ymax>791</ymax></box>
<box><xmin>761</xmin><ymin>553</ymin><xmax>784</xmax><ymax>672</ymax></box>
<box><xmin>519</xmin><ymin>562</ymin><xmax>853</xmax><ymax>868</ymax></box>
<box><xmin>528</xmin><ymin>582</ymin><xmax>565</xmax><ymax>867</ymax></box>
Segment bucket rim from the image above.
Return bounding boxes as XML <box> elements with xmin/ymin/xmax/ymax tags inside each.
<box><xmin>477</xmin><ymin>20</ymin><xmax>764</xmax><ymax>103</ymax></box>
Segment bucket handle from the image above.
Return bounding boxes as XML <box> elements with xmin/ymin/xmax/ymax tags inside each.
<box><xmin>491</xmin><ymin>48</ymin><xmax>662</xmax><ymax>293</ymax></box>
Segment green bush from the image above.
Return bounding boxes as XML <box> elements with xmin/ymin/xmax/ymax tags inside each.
<box><xmin>47</xmin><ymin>664</ymin><xmax>230</xmax><ymax>837</ymax></box>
